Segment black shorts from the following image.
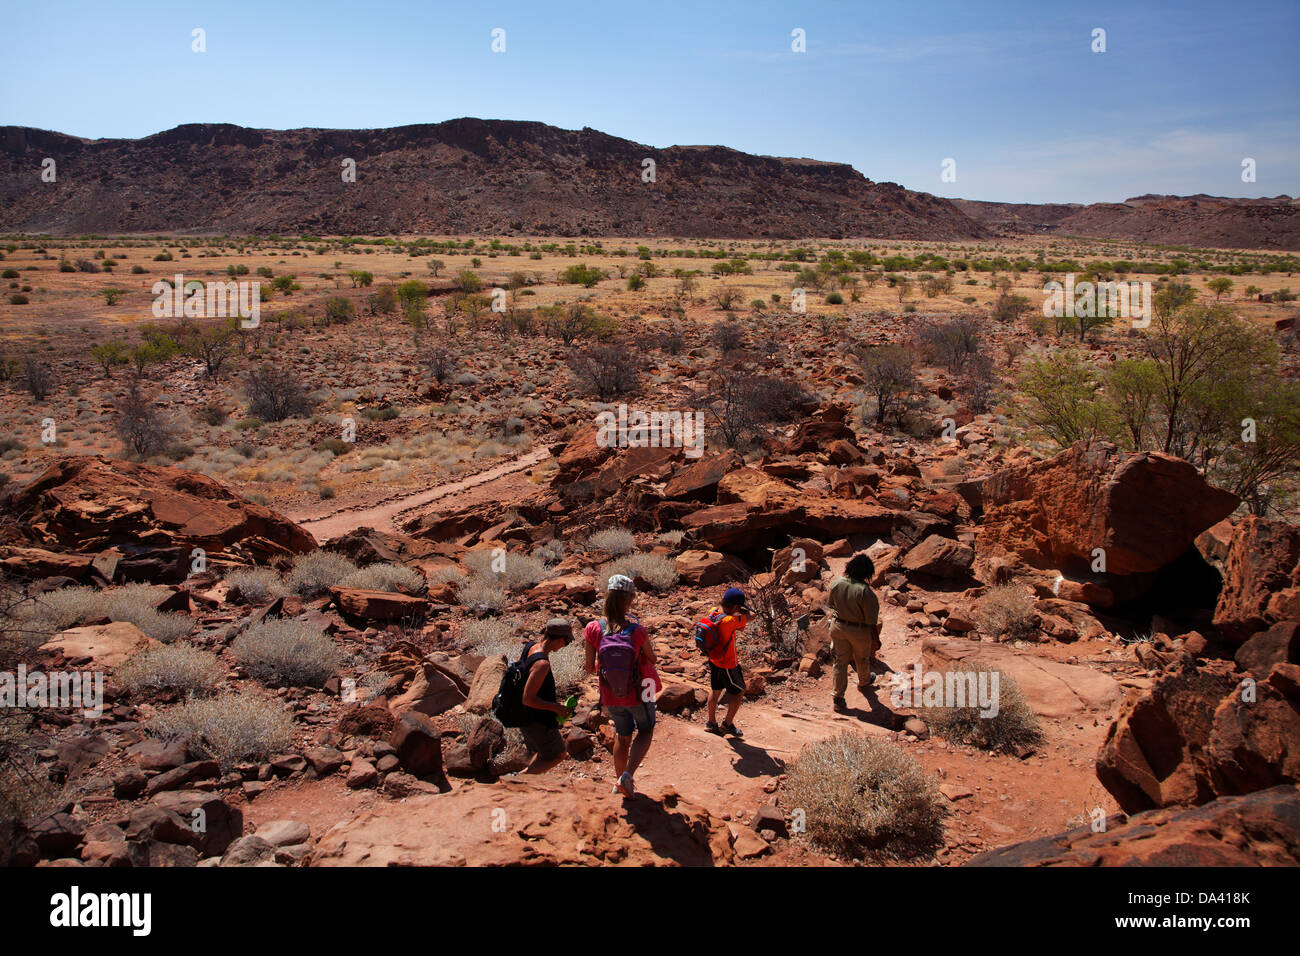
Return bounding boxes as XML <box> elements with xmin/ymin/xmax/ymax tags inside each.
<box><xmin>520</xmin><ymin>722</ymin><xmax>566</xmax><ymax>761</ymax></box>
<box><xmin>709</xmin><ymin>663</ymin><xmax>745</xmax><ymax>698</ymax></box>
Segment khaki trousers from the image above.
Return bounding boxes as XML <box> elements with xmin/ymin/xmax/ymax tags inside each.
<box><xmin>830</xmin><ymin>619</ymin><xmax>878</xmax><ymax>698</ymax></box>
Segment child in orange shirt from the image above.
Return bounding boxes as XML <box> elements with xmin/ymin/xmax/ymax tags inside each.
<box><xmin>705</xmin><ymin>587</ymin><xmax>750</xmax><ymax>737</ymax></box>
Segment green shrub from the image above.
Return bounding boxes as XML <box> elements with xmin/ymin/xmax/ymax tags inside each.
<box><xmin>783</xmin><ymin>731</ymin><xmax>948</xmax><ymax>860</ymax></box>
<box><xmin>232</xmin><ymin>618</ymin><xmax>340</xmax><ymax>687</ymax></box>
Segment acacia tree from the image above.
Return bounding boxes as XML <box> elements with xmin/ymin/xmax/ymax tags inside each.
<box><xmin>179</xmin><ymin>319</ymin><xmax>238</xmax><ymax>380</ymax></box>
<box><xmin>115</xmin><ymin>381</ymin><xmax>174</xmax><ymax>458</ymax></box>
<box><xmin>856</xmin><ymin>344</ymin><xmax>919</xmax><ymax>427</ymax></box>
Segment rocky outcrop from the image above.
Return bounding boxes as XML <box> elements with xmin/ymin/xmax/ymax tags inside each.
<box><xmin>0</xmin><ymin>120</ymin><xmax>990</xmax><ymax>240</ymax></box>
<box><xmin>310</xmin><ymin>776</ymin><xmax>734</xmax><ymax>866</ymax></box>
<box><xmin>966</xmin><ymin>785</ymin><xmax>1300</xmax><ymax>866</ymax></box>
<box><xmin>1213</xmin><ymin>517</ymin><xmax>1300</xmax><ymax>642</ymax></box>
<box><xmin>971</xmin><ymin>441</ymin><xmax>1238</xmax><ymax>586</ymax></box>
<box><xmin>5</xmin><ymin>456</ymin><xmax>316</xmax><ymax>582</ymax></box>
<box><xmin>1097</xmin><ymin>658</ymin><xmax>1300</xmax><ymax>813</ymax></box>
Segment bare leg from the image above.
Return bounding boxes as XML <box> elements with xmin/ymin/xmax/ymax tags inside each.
<box><xmin>707</xmin><ymin>689</ymin><xmax>724</xmax><ymax>724</ymax></box>
<box><xmin>724</xmin><ymin>694</ymin><xmax>742</xmax><ymax>724</ymax></box>
<box><xmin>613</xmin><ymin>733</ymin><xmax>632</xmax><ymax>778</ymax></box>
<box><xmin>626</xmin><ymin>728</ymin><xmax>654</xmax><ymax>776</ymax></box>
<box><xmin>524</xmin><ymin>752</ymin><xmax>564</xmax><ymax>774</ymax></box>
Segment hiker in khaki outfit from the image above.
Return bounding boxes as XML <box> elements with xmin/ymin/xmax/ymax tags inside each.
<box><xmin>828</xmin><ymin>552</ymin><xmax>881</xmax><ymax>713</ymax></box>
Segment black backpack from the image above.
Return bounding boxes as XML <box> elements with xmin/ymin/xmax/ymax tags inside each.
<box><xmin>492</xmin><ymin>643</ymin><xmax>546</xmax><ymax>728</ymax></box>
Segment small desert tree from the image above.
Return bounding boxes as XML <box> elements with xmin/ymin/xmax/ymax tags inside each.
<box><xmin>116</xmin><ymin>381</ymin><xmax>175</xmax><ymax>459</ymax></box>
<box><xmin>856</xmin><ymin>344</ymin><xmax>918</xmax><ymax>427</ymax></box>
<box><xmin>1207</xmin><ymin>277</ymin><xmax>1233</xmax><ymax>301</ymax></box>
<box><xmin>566</xmin><ymin>344</ymin><xmax>641</xmax><ymax>400</ymax></box>
<box><xmin>1015</xmin><ymin>350</ymin><xmax>1105</xmax><ymax>446</ymax></box>
<box><xmin>179</xmin><ymin>319</ymin><xmax>238</xmax><ymax>380</ymax></box>
<box><xmin>246</xmin><ymin>364</ymin><xmax>312</xmax><ymax>422</ymax></box>
<box><xmin>89</xmin><ymin>341</ymin><xmax>129</xmax><ymax>379</ymax></box>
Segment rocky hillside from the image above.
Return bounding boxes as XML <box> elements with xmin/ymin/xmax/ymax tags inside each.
<box><xmin>0</xmin><ymin>121</ymin><xmax>989</xmax><ymax>240</ymax></box>
<box><xmin>4</xmin><ymin>121</ymin><xmax>1295</xmax><ymax>248</ymax></box>
<box><xmin>955</xmin><ymin>194</ymin><xmax>1300</xmax><ymax>250</ymax></box>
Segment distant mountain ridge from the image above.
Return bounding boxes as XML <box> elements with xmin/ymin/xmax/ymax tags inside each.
<box><xmin>2</xmin><ymin>120</ymin><xmax>1296</xmax><ymax>249</ymax></box>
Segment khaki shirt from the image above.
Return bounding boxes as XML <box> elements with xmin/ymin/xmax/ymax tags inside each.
<box><xmin>829</xmin><ymin>576</ymin><xmax>880</xmax><ymax>631</ymax></box>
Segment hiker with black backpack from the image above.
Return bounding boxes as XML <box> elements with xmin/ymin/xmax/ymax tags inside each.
<box><xmin>584</xmin><ymin>574</ymin><xmax>660</xmax><ymax>798</ymax></box>
<box><xmin>492</xmin><ymin>618</ymin><xmax>576</xmax><ymax>774</ymax></box>
<box><xmin>696</xmin><ymin>587</ymin><xmax>750</xmax><ymax>738</ymax></box>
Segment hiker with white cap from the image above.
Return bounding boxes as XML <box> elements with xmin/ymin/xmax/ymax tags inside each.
<box><xmin>584</xmin><ymin>573</ymin><xmax>661</xmax><ymax>797</ymax></box>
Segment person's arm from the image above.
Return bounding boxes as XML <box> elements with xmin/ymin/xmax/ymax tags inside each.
<box><xmin>584</xmin><ymin>621</ymin><xmax>600</xmax><ymax>675</ymax></box>
<box><xmin>521</xmin><ymin>660</ymin><xmax>567</xmax><ymax>715</ymax></box>
<box><xmin>863</xmin><ymin>588</ymin><xmax>881</xmax><ymax>633</ymax></box>
<box><xmin>638</xmin><ymin>627</ymin><xmax>658</xmax><ymax>665</ymax></box>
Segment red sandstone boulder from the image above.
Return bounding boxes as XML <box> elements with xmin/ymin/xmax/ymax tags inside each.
<box><xmin>1213</xmin><ymin>517</ymin><xmax>1300</xmax><ymax>642</ymax></box>
<box><xmin>966</xmin><ymin>785</ymin><xmax>1300</xmax><ymax>866</ymax></box>
<box><xmin>972</xmin><ymin>441</ymin><xmax>1238</xmax><ymax>581</ymax></box>
<box><xmin>1096</xmin><ymin>661</ymin><xmax>1239</xmax><ymax>813</ymax></box>
<box><xmin>675</xmin><ymin>550</ymin><xmax>749</xmax><ymax>587</ymax></box>
<box><xmin>329</xmin><ymin>586</ymin><xmax>430</xmax><ymax>622</ymax></box>
<box><xmin>1207</xmin><ymin>662</ymin><xmax>1300</xmax><ymax>797</ymax></box>
<box><xmin>901</xmin><ymin>534</ymin><xmax>974</xmax><ymax>579</ymax></box>
<box><xmin>6</xmin><ymin>456</ymin><xmax>316</xmax><ymax>580</ymax></box>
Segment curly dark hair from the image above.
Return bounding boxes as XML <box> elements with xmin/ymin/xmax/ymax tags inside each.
<box><xmin>845</xmin><ymin>552</ymin><xmax>875</xmax><ymax>583</ymax></box>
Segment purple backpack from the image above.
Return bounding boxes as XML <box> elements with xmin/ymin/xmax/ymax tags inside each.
<box><xmin>598</xmin><ymin>617</ymin><xmax>640</xmax><ymax>699</ymax></box>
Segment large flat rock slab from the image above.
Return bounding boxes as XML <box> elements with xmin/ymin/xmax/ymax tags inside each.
<box><xmin>310</xmin><ymin>776</ymin><xmax>733</xmax><ymax>867</ymax></box>
<box><xmin>921</xmin><ymin>636</ymin><xmax>1122</xmax><ymax>719</ymax></box>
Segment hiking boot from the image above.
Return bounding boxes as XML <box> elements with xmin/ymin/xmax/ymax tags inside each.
<box><xmin>616</xmin><ymin>771</ymin><xmax>635</xmax><ymax>797</ymax></box>
<box><xmin>706</xmin><ymin>720</ymin><xmax>723</xmax><ymax>735</ymax></box>
<box><xmin>721</xmin><ymin>722</ymin><xmax>743</xmax><ymax>738</ymax></box>
<box><xmin>832</xmin><ymin>696</ymin><xmax>848</xmax><ymax>713</ymax></box>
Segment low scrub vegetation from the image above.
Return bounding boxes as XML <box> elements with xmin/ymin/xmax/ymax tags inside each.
<box><xmin>116</xmin><ymin>642</ymin><xmax>224</xmax><ymax>697</ymax></box>
<box><xmin>783</xmin><ymin>732</ymin><xmax>948</xmax><ymax>860</ymax></box>
<box><xmin>150</xmin><ymin>694</ymin><xmax>295</xmax><ymax>770</ymax></box>
<box><xmin>232</xmin><ymin>619</ymin><xmax>341</xmax><ymax>687</ymax></box>
<box><xmin>285</xmin><ymin>551</ymin><xmax>359</xmax><ymax>598</ymax></box>
<box><xmin>924</xmin><ymin>663</ymin><xmax>1043</xmax><ymax>754</ymax></box>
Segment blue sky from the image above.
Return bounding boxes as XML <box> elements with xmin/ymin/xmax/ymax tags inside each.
<box><xmin>3</xmin><ymin>0</ymin><xmax>1297</xmax><ymax>203</ymax></box>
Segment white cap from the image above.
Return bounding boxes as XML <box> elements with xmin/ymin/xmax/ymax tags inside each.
<box><xmin>607</xmin><ymin>573</ymin><xmax>636</xmax><ymax>593</ymax></box>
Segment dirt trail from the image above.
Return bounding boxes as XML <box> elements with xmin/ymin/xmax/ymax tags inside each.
<box><xmin>290</xmin><ymin>447</ymin><xmax>551</xmax><ymax>543</ymax></box>
<box><xmin>246</xmin><ymin>597</ymin><xmax>1116</xmax><ymax>866</ymax></box>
